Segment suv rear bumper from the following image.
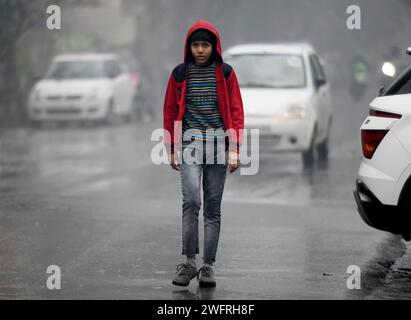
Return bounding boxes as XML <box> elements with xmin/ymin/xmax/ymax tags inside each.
<box><xmin>354</xmin><ymin>179</ymin><xmax>409</xmax><ymax>234</ymax></box>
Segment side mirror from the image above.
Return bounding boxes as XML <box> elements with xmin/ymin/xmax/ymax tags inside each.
<box><xmin>315</xmin><ymin>78</ymin><xmax>326</xmax><ymax>88</ymax></box>
<box><xmin>407</xmin><ymin>47</ymin><xmax>411</xmax><ymax>56</ymax></box>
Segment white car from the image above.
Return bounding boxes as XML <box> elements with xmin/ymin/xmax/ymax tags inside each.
<box><xmin>28</xmin><ymin>53</ymin><xmax>136</xmax><ymax>124</ymax></box>
<box><xmin>223</xmin><ymin>43</ymin><xmax>332</xmax><ymax>166</ymax></box>
<box><xmin>354</xmin><ymin>47</ymin><xmax>411</xmax><ymax>241</ymax></box>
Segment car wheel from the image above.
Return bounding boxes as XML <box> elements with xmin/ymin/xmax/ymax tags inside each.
<box><xmin>317</xmin><ymin>117</ymin><xmax>332</xmax><ymax>161</ymax></box>
<box><xmin>398</xmin><ymin>181</ymin><xmax>411</xmax><ymax>241</ymax></box>
<box><xmin>302</xmin><ymin>127</ymin><xmax>316</xmax><ymax>167</ymax></box>
<box><xmin>401</xmin><ymin>233</ymin><xmax>411</xmax><ymax>241</ymax></box>
<box><xmin>317</xmin><ymin>136</ymin><xmax>329</xmax><ymax>160</ymax></box>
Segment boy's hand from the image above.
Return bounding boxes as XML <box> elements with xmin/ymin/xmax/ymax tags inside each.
<box><xmin>168</xmin><ymin>152</ymin><xmax>181</xmax><ymax>171</ymax></box>
<box><xmin>228</xmin><ymin>151</ymin><xmax>240</xmax><ymax>173</ymax></box>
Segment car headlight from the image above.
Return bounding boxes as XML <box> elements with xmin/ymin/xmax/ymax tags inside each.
<box><xmin>283</xmin><ymin>105</ymin><xmax>305</xmax><ymax>120</ymax></box>
<box><xmin>381</xmin><ymin>62</ymin><xmax>396</xmax><ymax>77</ymax></box>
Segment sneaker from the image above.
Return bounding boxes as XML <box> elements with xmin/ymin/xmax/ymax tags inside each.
<box><xmin>172</xmin><ymin>263</ymin><xmax>198</xmax><ymax>286</ymax></box>
<box><xmin>197</xmin><ymin>266</ymin><xmax>216</xmax><ymax>287</ymax></box>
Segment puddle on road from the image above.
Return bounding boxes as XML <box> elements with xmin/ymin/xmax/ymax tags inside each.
<box><xmin>0</xmin><ymin>161</ymin><xmax>37</xmax><ymax>178</ymax></box>
<box><xmin>226</xmin><ymin>164</ymin><xmax>331</xmax><ymax>207</ymax></box>
<box><xmin>39</xmin><ymin>160</ymin><xmax>110</xmax><ymax>176</ymax></box>
<box><xmin>225</xmin><ymin>151</ymin><xmax>358</xmax><ymax>208</ymax></box>
<box><xmin>63</xmin><ymin>176</ymin><xmax>133</xmax><ymax>196</ymax></box>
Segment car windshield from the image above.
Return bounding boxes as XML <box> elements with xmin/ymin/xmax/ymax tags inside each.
<box><xmin>224</xmin><ymin>53</ymin><xmax>306</xmax><ymax>88</ymax></box>
<box><xmin>45</xmin><ymin>60</ymin><xmax>106</xmax><ymax>79</ymax></box>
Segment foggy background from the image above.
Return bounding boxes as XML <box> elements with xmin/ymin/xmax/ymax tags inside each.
<box><xmin>1</xmin><ymin>0</ymin><xmax>411</xmax><ymax>126</ymax></box>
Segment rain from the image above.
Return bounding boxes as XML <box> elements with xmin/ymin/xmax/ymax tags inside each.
<box><xmin>1</xmin><ymin>0</ymin><xmax>411</xmax><ymax>300</ymax></box>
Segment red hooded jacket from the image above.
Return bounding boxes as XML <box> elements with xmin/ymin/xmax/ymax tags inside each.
<box><xmin>163</xmin><ymin>20</ymin><xmax>244</xmax><ymax>154</ymax></box>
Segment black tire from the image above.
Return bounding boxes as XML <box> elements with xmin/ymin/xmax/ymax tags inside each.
<box><xmin>302</xmin><ymin>127</ymin><xmax>316</xmax><ymax>167</ymax></box>
<box><xmin>401</xmin><ymin>233</ymin><xmax>411</xmax><ymax>241</ymax></box>
<box><xmin>317</xmin><ymin>117</ymin><xmax>332</xmax><ymax>161</ymax></box>
<box><xmin>317</xmin><ymin>136</ymin><xmax>329</xmax><ymax>160</ymax></box>
<box><xmin>397</xmin><ymin>176</ymin><xmax>411</xmax><ymax>238</ymax></box>
<box><xmin>302</xmin><ymin>148</ymin><xmax>314</xmax><ymax>167</ymax></box>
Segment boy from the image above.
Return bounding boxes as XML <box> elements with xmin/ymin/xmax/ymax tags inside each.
<box><xmin>163</xmin><ymin>20</ymin><xmax>244</xmax><ymax>287</ymax></box>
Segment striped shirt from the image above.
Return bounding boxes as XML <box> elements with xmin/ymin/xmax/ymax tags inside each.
<box><xmin>182</xmin><ymin>62</ymin><xmax>226</xmax><ymax>141</ymax></box>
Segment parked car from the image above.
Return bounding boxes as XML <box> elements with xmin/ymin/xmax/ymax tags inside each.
<box><xmin>354</xmin><ymin>47</ymin><xmax>411</xmax><ymax>241</ymax></box>
<box><xmin>27</xmin><ymin>53</ymin><xmax>136</xmax><ymax>125</ymax></box>
<box><xmin>223</xmin><ymin>43</ymin><xmax>332</xmax><ymax>166</ymax></box>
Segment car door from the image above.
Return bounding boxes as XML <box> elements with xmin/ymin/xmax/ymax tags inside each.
<box><xmin>117</xmin><ymin>60</ymin><xmax>135</xmax><ymax>113</ymax></box>
<box><xmin>105</xmin><ymin>60</ymin><xmax>126</xmax><ymax>113</ymax></box>
<box><xmin>309</xmin><ymin>54</ymin><xmax>331</xmax><ymax>142</ymax></box>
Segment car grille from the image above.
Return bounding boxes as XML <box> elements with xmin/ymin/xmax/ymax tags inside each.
<box><xmin>243</xmin><ymin>132</ymin><xmax>282</xmax><ymax>149</ymax></box>
<box><xmin>46</xmin><ymin>95</ymin><xmax>83</xmax><ymax>101</ymax></box>
<box><xmin>66</xmin><ymin>95</ymin><xmax>83</xmax><ymax>100</ymax></box>
<box><xmin>46</xmin><ymin>95</ymin><xmax>63</xmax><ymax>100</ymax></box>
<box><xmin>245</xmin><ymin>125</ymin><xmax>271</xmax><ymax>134</ymax></box>
<box><xmin>259</xmin><ymin>135</ymin><xmax>282</xmax><ymax>145</ymax></box>
<box><xmin>46</xmin><ymin>108</ymin><xmax>82</xmax><ymax>114</ymax></box>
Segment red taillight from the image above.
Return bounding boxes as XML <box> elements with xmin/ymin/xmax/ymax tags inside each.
<box><xmin>369</xmin><ymin>109</ymin><xmax>402</xmax><ymax>119</ymax></box>
<box><xmin>361</xmin><ymin>130</ymin><xmax>388</xmax><ymax>159</ymax></box>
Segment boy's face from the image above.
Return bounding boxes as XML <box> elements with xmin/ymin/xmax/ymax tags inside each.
<box><xmin>191</xmin><ymin>40</ymin><xmax>213</xmax><ymax>66</ymax></box>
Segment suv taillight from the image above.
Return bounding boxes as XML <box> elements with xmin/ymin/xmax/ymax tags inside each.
<box><xmin>361</xmin><ymin>130</ymin><xmax>388</xmax><ymax>159</ymax></box>
<box><xmin>369</xmin><ymin>109</ymin><xmax>402</xmax><ymax>119</ymax></box>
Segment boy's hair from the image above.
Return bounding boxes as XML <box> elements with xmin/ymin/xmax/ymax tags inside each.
<box><xmin>189</xmin><ymin>29</ymin><xmax>216</xmax><ymax>47</ymax></box>
<box><xmin>187</xmin><ymin>29</ymin><xmax>218</xmax><ymax>63</ymax></box>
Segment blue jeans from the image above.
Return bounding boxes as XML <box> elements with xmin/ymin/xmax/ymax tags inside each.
<box><xmin>180</xmin><ymin>139</ymin><xmax>228</xmax><ymax>264</ymax></box>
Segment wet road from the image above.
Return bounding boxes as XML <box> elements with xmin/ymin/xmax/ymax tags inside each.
<box><xmin>0</xmin><ymin>90</ymin><xmax>410</xmax><ymax>300</ymax></box>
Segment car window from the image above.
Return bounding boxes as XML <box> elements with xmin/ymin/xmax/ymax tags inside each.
<box><xmin>104</xmin><ymin>60</ymin><xmax>123</xmax><ymax>78</ymax></box>
<box><xmin>119</xmin><ymin>61</ymin><xmax>129</xmax><ymax>73</ymax></box>
<box><xmin>383</xmin><ymin>66</ymin><xmax>411</xmax><ymax>96</ymax></box>
<box><xmin>309</xmin><ymin>55</ymin><xmax>326</xmax><ymax>84</ymax></box>
<box><xmin>45</xmin><ymin>60</ymin><xmax>106</xmax><ymax>79</ymax></box>
<box><xmin>224</xmin><ymin>54</ymin><xmax>306</xmax><ymax>88</ymax></box>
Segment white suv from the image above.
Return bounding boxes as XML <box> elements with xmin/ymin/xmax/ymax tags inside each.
<box><xmin>223</xmin><ymin>43</ymin><xmax>332</xmax><ymax>166</ymax></box>
<box><xmin>28</xmin><ymin>53</ymin><xmax>136</xmax><ymax>124</ymax></box>
<box><xmin>354</xmin><ymin>47</ymin><xmax>411</xmax><ymax>241</ymax></box>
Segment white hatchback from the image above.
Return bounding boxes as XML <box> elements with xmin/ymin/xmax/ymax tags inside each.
<box><xmin>223</xmin><ymin>43</ymin><xmax>332</xmax><ymax>166</ymax></box>
<box><xmin>27</xmin><ymin>53</ymin><xmax>136</xmax><ymax>124</ymax></box>
<box><xmin>354</xmin><ymin>47</ymin><xmax>411</xmax><ymax>241</ymax></box>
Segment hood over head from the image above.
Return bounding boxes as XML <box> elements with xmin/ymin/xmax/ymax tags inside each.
<box><xmin>184</xmin><ymin>20</ymin><xmax>223</xmax><ymax>64</ymax></box>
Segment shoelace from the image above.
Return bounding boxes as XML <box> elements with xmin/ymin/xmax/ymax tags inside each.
<box><xmin>175</xmin><ymin>263</ymin><xmax>192</xmax><ymax>275</ymax></box>
<box><xmin>197</xmin><ymin>266</ymin><xmax>211</xmax><ymax>279</ymax></box>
